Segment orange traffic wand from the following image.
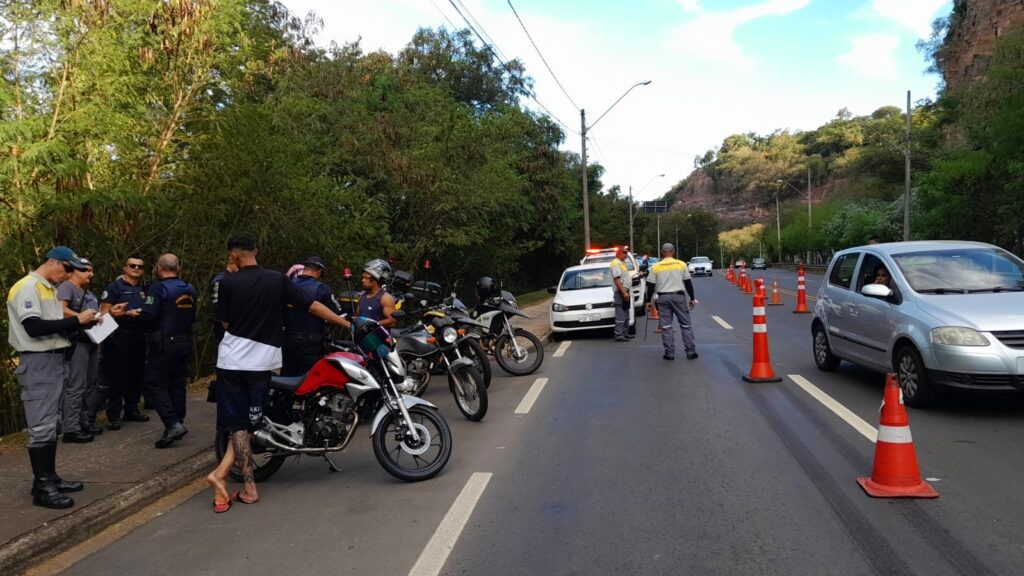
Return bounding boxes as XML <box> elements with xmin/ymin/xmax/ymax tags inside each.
<box><xmin>769</xmin><ymin>278</ymin><xmax>783</xmax><ymax>306</ymax></box>
<box><xmin>742</xmin><ymin>294</ymin><xmax>782</xmax><ymax>383</ymax></box>
<box><xmin>857</xmin><ymin>373</ymin><xmax>939</xmax><ymax>498</ymax></box>
<box><xmin>793</xmin><ymin>264</ymin><xmax>810</xmax><ymax>314</ymax></box>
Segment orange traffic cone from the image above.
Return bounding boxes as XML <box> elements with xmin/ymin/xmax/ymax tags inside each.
<box><xmin>648</xmin><ymin>302</ymin><xmax>660</xmax><ymax>321</ymax></box>
<box><xmin>793</xmin><ymin>264</ymin><xmax>810</xmax><ymax>314</ymax></box>
<box><xmin>737</xmin><ymin>268</ymin><xmax>745</xmax><ymax>290</ymax></box>
<box><xmin>769</xmin><ymin>278</ymin><xmax>783</xmax><ymax>306</ymax></box>
<box><xmin>743</xmin><ymin>272</ymin><xmax>754</xmax><ymax>295</ymax></box>
<box><xmin>756</xmin><ymin>277</ymin><xmax>766</xmax><ymax>299</ymax></box>
<box><xmin>726</xmin><ymin>268</ymin><xmax>735</xmax><ymax>284</ymax></box>
<box><xmin>743</xmin><ymin>294</ymin><xmax>782</xmax><ymax>383</ymax></box>
<box><xmin>857</xmin><ymin>373</ymin><xmax>939</xmax><ymax>498</ymax></box>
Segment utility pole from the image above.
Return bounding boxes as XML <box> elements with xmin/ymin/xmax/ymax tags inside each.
<box><xmin>903</xmin><ymin>90</ymin><xmax>912</xmax><ymax>242</ymax></box>
<box><xmin>581</xmin><ymin>109</ymin><xmax>590</xmax><ymax>251</ymax></box>
<box><xmin>775</xmin><ymin>191</ymin><xmax>782</xmax><ymax>263</ymax></box>
<box><xmin>674</xmin><ymin>226</ymin><xmax>679</xmax><ymax>256</ymax></box>
<box><xmin>628</xmin><ymin>185</ymin><xmax>634</xmax><ymax>251</ymax></box>
<box><xmin>807</xmin><ymin>166</ymin><xmax>812</xmax><ymax>265</ymax></box>
<box><xmin>656</xmin><ymin>214</ymin><xmax>661</xmax><ymax>251</ymax></box>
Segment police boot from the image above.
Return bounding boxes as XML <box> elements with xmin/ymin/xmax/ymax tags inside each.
<box><xmin>28</xmin><ymin>446</ymin><xmax>74</xmax><ymax>509</ymax></box>
<box><xmin>45</xmin><ymin>443</ymin><xmax>84</xmax><ymax>493</ymax></box>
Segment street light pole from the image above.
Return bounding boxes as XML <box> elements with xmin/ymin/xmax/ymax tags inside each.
<box><xmin>904</xmin><ymin>89</ymin><xmax>912</xmax><ymax>242</ymax></box>
<box><xmin>775</xmin><ymin>191</ymin><xmax>782</xmax><ymax>263</ymax></box>
<box><xmin>580</xmin><ymin>80</ymin><xmax>652</xmax><ymax>251</ymax></box>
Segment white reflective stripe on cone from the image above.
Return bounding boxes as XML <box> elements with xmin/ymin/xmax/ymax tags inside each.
<box><xmin>877</xmin><ymin>424</ymin><xmax>913</xmax><ymax>444</ymax></box>
<box><xmin>753</xmin><ymin>307</ymin><xmax>766</xmax><ymax>316</ymax></box>
<box><xmin>752</xmin><ymin>324</ymin><xmax>767</xmax><ymax>333</ymax></box>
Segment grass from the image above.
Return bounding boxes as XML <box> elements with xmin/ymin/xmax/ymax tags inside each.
<box><xmin>516</xmin><ymin>288</ymin><xmax>553</xmax><ymax>309</ymax></box>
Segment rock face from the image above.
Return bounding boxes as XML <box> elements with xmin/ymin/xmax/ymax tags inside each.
<box><xmin>942</xmin><ymin>0</ymin><xmax>1024</xmax><ymax>90</ymax></box>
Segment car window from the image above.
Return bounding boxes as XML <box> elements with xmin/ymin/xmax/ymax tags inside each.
<box><xmin>560</xmin><ymin>268</ymin><xmax>614</xmax><ymax>291</ymax></box>
<box><xmin>691</xmin><ymin>257</ymin><xmax>710</xmax><ymax>263</ymax></box>
<box><xmin>856</xmin><ymin>254</ymin><xmax>890</xmax><ymax>291</ymax></box>
<box><xmin>892</xmin><ymin>248</ymin><xmax>1024</xmax><ymax>292</ymax></box>
<box><xmin>828</xmin><ymin>253</ymin><xmax>860</xmax><ymax>290</ymax></box>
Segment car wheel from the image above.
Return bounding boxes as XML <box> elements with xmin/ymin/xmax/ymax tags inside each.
<box><xmin>895</xmin><ymin>345</ymin><xmax>938</xmax><ymax>408</ymax></box>
<box><xmin>812</xmin><ymin>323</ymin><xmax>841</xmax><ymax>371</ymax></box>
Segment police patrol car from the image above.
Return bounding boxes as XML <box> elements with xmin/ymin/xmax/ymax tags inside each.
<box><xmin>548</xmin><ymin>262</ymin><xmax>636</xmax><ymax>336</ymax></box>
<box><xmin>578</xmin><ymin>246</ymin><xmax>647</xmax><ymax>317</ymax></box>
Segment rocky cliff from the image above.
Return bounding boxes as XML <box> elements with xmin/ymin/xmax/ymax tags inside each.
<box><xmin>942</xmin><ymin>0</ymin><xmax>1024</xmax><ymax>90</ymax></box>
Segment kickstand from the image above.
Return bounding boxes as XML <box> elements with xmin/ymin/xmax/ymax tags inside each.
<box><xmin>323</xmin><ymin>453</ymin><xmax>341</xmax><ymax>473</ymax></box>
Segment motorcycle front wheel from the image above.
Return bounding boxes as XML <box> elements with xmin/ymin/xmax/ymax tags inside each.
<box><xmin>448</xmin><ymin>365</ymin><xmax>488</xmax><ymax>421</ymax></box>
<box><xmin>494</xmin><ymin>328</ymin><xmax>544</xmax><ymax>376</ymax></box>
<box><xmin>372</xmin><ymin>405</ymin><xmax>452</xmax><ymax>482</ymax></box>
<box><xmin>214</xmin><ymin>430</ymin><xmax>287</xmax><ymax>483</ymax></box>
<box><xmin>459</xmin><ymin>338</ymin><xmax>492</xmax><ymax>388</ymax></box>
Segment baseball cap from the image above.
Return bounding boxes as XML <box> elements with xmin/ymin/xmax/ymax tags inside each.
<box><xmin>661</xmin><ymin>243</ymin><xmax>675</xmax><ymax>253</ymax></box>
<box><xmin>46</xmin><ymin>246</ymin><xmax>89</xmax><ymax>270</ymax></box>
<box><xmin>304</xmin><ymin>256</ymin><xmax>326</xmax><ymax>270</ymax></box>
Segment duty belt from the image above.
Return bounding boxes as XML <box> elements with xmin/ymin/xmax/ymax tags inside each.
<box><xmin>658</xmin><ymin>291</ymin><xmax>688</xmax><ymax>295</ymax></box>
<box><xmin>21</xmin><ymin>348</ymin><xmax>70</xmax><ymax>356</ymax></box>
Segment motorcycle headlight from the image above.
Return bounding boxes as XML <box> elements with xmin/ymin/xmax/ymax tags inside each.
<box><xmin>552</xmin><ymin>302</ymin><xmax>568</xmax><ymax>312</ymax></box>
<box><xmin>930</xmin><ymin>327</ymin><xmax>990</xmax><ymax>346</ymax></box>
<box><xmin>442</xmin><ymin>326</ymin><xmax>458</xmax><ymax>344</ymax></box>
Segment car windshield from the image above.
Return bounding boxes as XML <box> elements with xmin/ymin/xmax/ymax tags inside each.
<box><xmin>560</xmin><ymin>268</ymin><xmax>614</xmax><ymax>291</ymax></box>
<box><xmin>691</xmin><ymin>257</ymin><xmax>710</xmax><ymax>263</ymax></box>
<box><xmin>892</xmin><ymin>248</ymin><xmax>1024</xmax><ymax>293</ymax></box>
<box><xmin>753</xmin><ymin>258</ymin><xmax>765</xmax><ymax>263</ymax></box>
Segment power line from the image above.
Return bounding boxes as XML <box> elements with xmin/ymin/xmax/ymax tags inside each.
<box><xmin>507</xmin><ymin>0</ymin><xmax>579</xmax><ymax>111</ymax></box>
<box><xmin>428</xmin><ymin>0</ymin><xmax>458</xmax><ymax>29</ymax></box>
<box><xmin>443</xmin><ymin>0</ymin><xmax>571</xmax><ymax>130</ymax></box>
<box><xmin>454</xmin><ymin>0</ymin><xmax>510</xmax><ymax>63</ymax></box>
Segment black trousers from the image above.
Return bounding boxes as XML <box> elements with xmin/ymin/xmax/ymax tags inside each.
<box><xmin>102</xmin><ymin>330</ymin><xmax>146</xmax><ymax>420</ymax></box>
<box><xmin>281</xmin><ymin>335</ymin><xmax>323</xmax><ymax>376</ymax></box>
<box><xmin>144</xmin><ymin>338</ymin><xmax>192</xmax><ymax>428</ymax></box>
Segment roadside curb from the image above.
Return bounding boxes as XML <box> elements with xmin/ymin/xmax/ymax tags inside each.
<box><xmin>0</xmin><ymin>445</ymin><xmax>216</xmax><ymax>576</ymax></box>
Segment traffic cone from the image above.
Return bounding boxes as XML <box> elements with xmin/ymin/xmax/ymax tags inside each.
<box><xmin>648</xmin><ymin>302</ymin><xmax>660</xmax><ymax>321</ymax></box>
<box><xmin>756</xmin><ymin>277</ymin><xmax>766</xmax><ymax>299</ymax></box>
<box><xmin>743</xmin><ymin>294</ymin><xmax>782</xmax><ymax>383</ymax></box>
<box><xmin>743</xmin><ymin>272</ymin><xmax>754</xmax><ymax>295</ymax></box>
<box><xmin>857</xmin><ymin>373</ymin><xmax>939</xmax><ymax>498</ymax></box>
<box><xmin>769</xmin><ymin>278</ymin><xmax>783</xmax><ymax>306</ymax></box>
<box><xmin>737</xmin><ymin>268</ymin><xmax>746</xmax><ymax>290</ymax></box>
<box><xmin>726</xmin><ymin>268</ymin><xmax>734</xmax><ymax>284</ymax></box>
<box><xmin>793</xmin><ymin>264</ymin><xmax>810</xmax><ymax>314</ymax></box>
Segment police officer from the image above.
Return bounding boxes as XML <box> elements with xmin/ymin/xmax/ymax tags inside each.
<box><xmin>100</xmin><ymin>256</ymin><xmax>151</xmax><ymax>428</ymax></box>
<box><xmin>282</xmin><ymin>256</ymin><xmax>340</xmax><ymax>376</ymax></box>
<box><xmin>141</xmin><ymin>254</ymin><xmax>197</xmax><ymax>448</ymax></box>
<box><xmin>7</xmin><ymin>247</ymin><xmax>96</xmax><ymax>508</ymax></box>
<box><xmin>610</xmin><ymin>247</ymin><xmax>634</xmax><ymax>342</ymax></box>
<box><xmin>647</xmin><ymin>243</ymin><xmax>699</xmax><ymax>360</ymax></box>
<box><xmin>57</xmin><ymin>258</ymin><xmax>103</xmax><ymax>442</ymax></box>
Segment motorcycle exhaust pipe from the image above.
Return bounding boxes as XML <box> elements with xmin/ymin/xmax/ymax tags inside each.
<box><xmin>254</xmin><ymin>414</ymin><xmax>360</xmax><ymax>455</ymax></box>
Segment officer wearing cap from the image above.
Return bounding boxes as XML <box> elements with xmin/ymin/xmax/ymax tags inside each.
<box><xmin>56</xmin><ymin>257</ymin><xmax>102</xmax><ymax>443</ymax></box>
<box><xmin>99</xmin><ymin>256</ymin><xmax>151</xmax><ymax>429</ymax></box>
<box><xmin>141</xmin><ymin>254</ymin><xmax>197</xmax><ymax>448</ymax></box>
<box><xmin>646</xmin><ymin>243</ymin><xmax>699</xmax><ymax>360</ymax></box>
<box><xmin>282</xmin><ymin>256</ymin><xmax>341</xmax><ymax>376</ymax></box>
<box><xmin>610</xmin><ymin>246</ymin><xmax>634</xmax><ymax>342</ymax></box>
<box><xmin>7</xmin><ymin>247</ymin><xmax>96</xmax><ymax>508</ymax></box>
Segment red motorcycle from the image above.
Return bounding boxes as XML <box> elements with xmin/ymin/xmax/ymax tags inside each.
<box><xmin>215</xmin><ymin>318</ymin><xmax>452</xmax><ymax>482</ymax></box>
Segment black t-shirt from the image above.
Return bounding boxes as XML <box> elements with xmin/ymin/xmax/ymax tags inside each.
<box><xmin>217</xmin><ymin>266</ymin><xmax>312</xmax><ymax>348</ymax></box>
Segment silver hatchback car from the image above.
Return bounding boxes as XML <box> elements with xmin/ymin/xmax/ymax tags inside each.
<box><xmin>812</xmin><ymin>241</ymin><xmax>1024</xmax><ymax>407</ymax></box>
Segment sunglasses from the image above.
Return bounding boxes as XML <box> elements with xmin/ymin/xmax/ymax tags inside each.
<box><xmin>62</xmin><ymin>263</ymin><xmax>75</xmax><ymax>273</ymax></box>
<box><xmin>126</xmin><ymin>263</ymin><xmax>145</xmax><ymax>270</ymax></box>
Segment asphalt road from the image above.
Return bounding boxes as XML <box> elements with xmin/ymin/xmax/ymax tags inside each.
<box><xmin>57</xmin><ymin>268</ymin><xmax>1024</xmax><ymax>576</ymax></box>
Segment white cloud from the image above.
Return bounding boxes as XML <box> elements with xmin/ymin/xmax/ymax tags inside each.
<box><xmin>871</xmin><ymin>0</ymin><xmax>950</xmax><ymax>38</ymax></box>
<box><xmin>665</xmin><ymin>0</ymin><xmax>811</xmax><ymax>65</ymax></box>
<box><xmin>836</xmin><ymin>33</ymin><xmax>901</xmax><ymax>80</ymax></box>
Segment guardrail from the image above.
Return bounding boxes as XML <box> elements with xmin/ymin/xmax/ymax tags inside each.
<box><xmin>772</xmin><ymin>262</ymin><xmax>828</xmax><ymax>275</ymax></box>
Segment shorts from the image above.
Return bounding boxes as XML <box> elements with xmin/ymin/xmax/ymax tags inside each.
<box><xmin>215</xmin><ymin>369</ymin><xmax>270</xmax><ymax>433</ymax></box>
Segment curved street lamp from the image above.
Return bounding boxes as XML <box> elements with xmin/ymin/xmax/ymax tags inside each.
<box><xmin>582</xmin><ymin>80</ymin><xmax>653</xmax><ymax>250</ymax></box>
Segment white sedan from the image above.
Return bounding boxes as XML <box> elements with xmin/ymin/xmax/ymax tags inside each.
<box><xmin>687</xmin><ymin>256</ymin><xmax>713</xmax><ymax>276</ymax></box>
<box><xmin>548</xmin><ymin>263</ymin><xmax>635</xmax><ymax>337</ymax></box>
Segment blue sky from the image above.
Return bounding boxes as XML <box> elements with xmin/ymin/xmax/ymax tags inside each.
<box><xmin>280</xmin><ymin>0</ymin><xmax>952</xmax><ymax>199</ymax></box>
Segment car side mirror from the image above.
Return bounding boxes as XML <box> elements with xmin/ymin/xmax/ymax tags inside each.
<box><xmin>861</xmin><ymin>284</ymin><xmax>893</xmax><ymax>299</ymax></box>
<box><xmin>547</xmin><ymin>286</ymin><xmax>557</xmax><ymax>294</ymax></box>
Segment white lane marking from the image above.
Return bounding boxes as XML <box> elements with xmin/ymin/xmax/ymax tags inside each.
<box><xmin>515</xmin><ymin>377</ymin><xmax>549</xmax><ymax>414</ymax></box>
<box><xmin>553</xmin><ymin>340</ymin><xmax>571</xmax><ymax>358</ymax></box>
<box><xmin>712</xmin><ymin>316</ymin><xmax>733</xmax><ymax>330</ymax></box>
<box><xmin>408</xmin><ymin>472</ymin><xmax>493</xmax><ymax>576</ymax></box>
<box><xmin>787</xmin><ymin>374</ymin><xmax>878</xmax><ymax>443</ymax></box>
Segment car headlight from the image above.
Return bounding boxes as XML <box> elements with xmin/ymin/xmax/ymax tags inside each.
<box><xmin>442</xmin><ymin>327</ymin><xmax>458</xmax><ymax>344</ymax></box>
<box><xmin>930</xmin><ymin>327</ymin><xmax>990</xmax><ymax>346</ymax></box>
<box><xmin>552</xmin><ymin>303</ymin><xmax>568</xmax><ymax>312</ymax></box>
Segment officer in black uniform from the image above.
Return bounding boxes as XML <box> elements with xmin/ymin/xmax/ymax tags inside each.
<box><xmin>282</xmin><ymin>256</ymin><xmax>340</xmax><ymax>376</ymax></box>
<box><xmin>141</xmin><ymin>253</ymin><xmax>197</xmax><ymax>448</ymax></box>
<box><xmin>100</xmin><ymin>256</ymin><xmax>150</xmax><ymax>429</ymax></box>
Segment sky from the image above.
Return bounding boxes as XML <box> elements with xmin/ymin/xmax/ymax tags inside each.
<box><xmin>278</xmin><ymin>0</ymin><xmax>952</xmax><ymax>200</ymax></box>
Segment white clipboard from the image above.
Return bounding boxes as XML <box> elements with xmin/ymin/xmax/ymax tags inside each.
<box><xmin>85</xmin><ymin>313</ymin><xmax>118</xmax><ymax>344</ymax></box>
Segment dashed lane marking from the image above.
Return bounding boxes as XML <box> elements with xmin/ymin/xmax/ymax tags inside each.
<box><xmin>408</xmin><ymin>472</ymin><xmax>493</xmax><ymax>576</ymax></box>
<box><xmin>514</xmin><ymin>377</ymin><xmax>549</xmax><ymax>415</ymax></box>
<box><xmin>787</xmin><ymin>374</ymin><xmax>877</xmax><ymax>443</ymax></box>
<box><xmin>780</xmin><ymin>289</ymin><xmax>817</xmax><ymax>302</ymax></box>
<box><xmin>712</xmin><ymin>316</ymin><xmax>733</xmax><ymax>330</ymax></box>
<box><xmin>553</xmin><ymin>340</ymin><xmax>571</xmax><ymax>358</ymax></box>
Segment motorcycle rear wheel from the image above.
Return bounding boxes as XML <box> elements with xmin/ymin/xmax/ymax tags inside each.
<box><xmin>495</xmin><ymin>328</ymin><xmax>544</xmax><ymax>376</ymax></box>
<box><xmin>459</xmin><ymin>338</ymin><xmax>492</xmax><ymax>388</ymax></box>
<box><xmin>372</xmin><ymin>406</ymin><xmax>452</xmax><ymax>482</ymax></box>
<box><xmin>214</xmin><ymin>430</ymin><xmax>287</xmax><ymax>483</ymax></box>
<box><xmin>448</xmin><ymin>365</ymin><xmax>488</xmax><ymax>421</ymax></box>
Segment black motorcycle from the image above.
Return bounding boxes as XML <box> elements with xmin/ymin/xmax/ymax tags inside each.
<box><xmin>396</xmin><ymin>311</ymin><xmax>489</xmax><ymax>421</ymax></box>
<box><xmin>471</xmin><ymin>290</ymin><xmax>544</xmax><ymax>376</ymax></box>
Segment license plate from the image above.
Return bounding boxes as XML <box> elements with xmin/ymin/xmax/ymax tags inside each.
<box><xmin>579</xmin><ymin>313</ymin><xmax>601</xmax><ymax>323</ymax></box>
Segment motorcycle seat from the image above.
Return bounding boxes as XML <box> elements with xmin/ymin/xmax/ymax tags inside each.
<box><xmin>270</xmin><ymin>373</ymin><xmax>307</xmax><ymax>391</ymax></box>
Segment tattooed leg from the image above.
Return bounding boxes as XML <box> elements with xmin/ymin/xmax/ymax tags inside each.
<box><xmin>207</xmin><ymin>439</ymin><xmax>234</xmax><ymax>504</ymax></box>
<box><xmin>232</xmin><ymin>430</ymin><xmax>258</xmax><ymax>500</ymax></box>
